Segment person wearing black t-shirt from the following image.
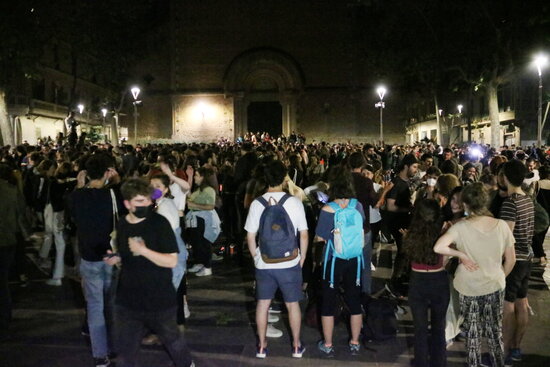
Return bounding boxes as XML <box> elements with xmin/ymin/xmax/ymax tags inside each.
<box><xmin>104</xmin><ymin>178</ymin><xmax>194</xmax><ymax>367</ymax></box>
<box><xmin>68</xmin><ymin>153</ymin><xmax>123</xmax><ymax>367</ymax></box>
<box><xmin>385</xmin><ymin>154</ymin><xmax>419</xmax><ymax>298</ymax></box>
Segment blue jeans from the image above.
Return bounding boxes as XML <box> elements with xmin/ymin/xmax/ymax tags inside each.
<box><xmin>361</xmin><ymin>230</ymin><xmax>373</xmax><ymax>294</ymax></box>
<box><xmin>80</xmin><ymin>259</ymin><xmax>114</xmax><ymax>358</ymax></box>
<box><xmin>172</xmin><ymin>227</ymin><xmax>188</xmax><ymax>290</ymax></box>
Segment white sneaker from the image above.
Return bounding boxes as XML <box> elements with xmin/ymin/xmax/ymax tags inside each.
<box><xmin>184</xmin><ymin>303</ymin><xmax>191</xmax><ymax>319</ymax></box>
<box><xmin>46</xmin><ymin>278</ymin><xmax>62</xmax><ymax>286</ymax></box>
<box><xmin>266</xmin><ymin>324</ymin><xmax>283</xmax><ymax>338</ymax></box>
<box><xmin>188</xmin><ymin>264</ymin><xmax>204</xmax><ymax>273</ymax></box>
<box><xmin>196</xmin><ymin>267</ymin><xmax>212</xmax><ymax>277</ymax></box>
<box><xmin>268</xmin><ymin>314</ymin><xmax>280</xmax><ymax>323</ymax></box>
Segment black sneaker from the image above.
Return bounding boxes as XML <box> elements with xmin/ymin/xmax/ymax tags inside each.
<box><xmin>93</xmin><ymin>357</ymin><xmax>111</xmax><ymax>367</ymax></box>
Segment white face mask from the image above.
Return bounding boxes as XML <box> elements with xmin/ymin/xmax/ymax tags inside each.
<box><xmin>427</xmin><ymin>178</ymin><xmax>437</xmax><ymax>187</ymax></box>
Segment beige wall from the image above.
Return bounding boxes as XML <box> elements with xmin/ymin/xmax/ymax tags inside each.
<box><xmin>172</xmin><ymin>94</ymin><xmax>234</xmax><ymax>142</ymax></box>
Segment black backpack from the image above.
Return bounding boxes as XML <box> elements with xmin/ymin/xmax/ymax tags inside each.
<box><xmin>362</xmin><ymin>296</ymin><xmax>398</xmax><ymax>342</ymax></box>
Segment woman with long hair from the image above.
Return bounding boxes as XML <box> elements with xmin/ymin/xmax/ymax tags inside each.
<box><xmin>434</xmin><ymin>183</ymin><xmax>516</xmax><ymax>367</ymax></box>
<box><xmin>186</xmin><ymin>167</ymin><xmax>220</xmax><ymax>277</ymax></box>
<box><xmin>404</xmin><ymin>199</ymin><xmax>449</xmax><ymax>367</ymax></box>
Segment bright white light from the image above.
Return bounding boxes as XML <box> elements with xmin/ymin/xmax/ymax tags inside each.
<box><xmin>534</xmin><ymin>54</ymin><xmax>548</xmax><ymax>77</ymax></box>
<box><xmin>376</xmin><ymin>86</ymin><xmax>387</xmax><ymax>100</ymax></box>
<box><xmin>77</xmin><ymin>104</ymin><xmax>84</xmax><ymax>114</ymax></box>
<box><xmin>457</xmin><ymin>104</ymin><xmax>463</xmax><ymax>114</ymax></box>
<box><xmin>439</xmin><ymin>109</ymin><xmax>443</xmax><ymax>116</ymax></box>
<box><xmin>196</xmin><ymin>101</ymin><xmax>214</xmax><ymax>120</ymax></box>
<box><xmin>470</xmin><ymin>147</ymin><xmax>482</xmax><ymax>158</ymax></box>
<box><xmin>131</xmin><ymin>86</ymin><xmax>141</xmax><ymax>100</ymax></box>
<box><xmin>101</xmin><ymin>108</ymin><xmax>108</xmax><ymax>117</ymax></box>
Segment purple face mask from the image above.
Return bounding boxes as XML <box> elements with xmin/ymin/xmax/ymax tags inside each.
<box><xmin>151</xmin><ymin>188</ymin><xmax>163</xmax><ymax>200</ymax></box>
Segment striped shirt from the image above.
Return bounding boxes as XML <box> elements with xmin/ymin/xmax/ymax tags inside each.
<box><xmin>499</xmin><ymin>193</ymin><xmax>534</xmax><ymax>261</ymax></box>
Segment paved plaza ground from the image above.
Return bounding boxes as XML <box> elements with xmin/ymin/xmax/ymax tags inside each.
<box><xmin>1</xmin><ymin>236</ymin><xmax>550</xmax><ymax>367</ymax></box>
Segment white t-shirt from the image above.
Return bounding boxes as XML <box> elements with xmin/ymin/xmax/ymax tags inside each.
<box><xmin>244</xmin><ymin>191</ymin><xmax>308</xmax><ymax>269</ymax></box>
<box><xmin>156</xmin><ymin>197</ymin><xmax>180</xmax><ymax>231</ymax></box>
<box><xmin>523</xmin><ymin>169</ymin><xmax>539</xmax><ymax>187</ymax></box>
<box><xmin>170</xmin><ymin>182</ymin><xmax>187</xmax><ymax>213</ymax></box>
<box><xmin>370</xmin><ymin>183</ymin><xmax>382</xmax><ymax>224</ymax></box>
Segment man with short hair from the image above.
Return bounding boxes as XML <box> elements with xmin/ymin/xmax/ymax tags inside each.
<box><xmin>105</xmin><ymin>178</ymin><xmax>194</xmax><ymax>367</ymax></box>
<box><xmin>245</xmin><ymin>160</ymin><xmax>308</xmax><ymax>359</ymax></box>
<box><xmin>499</xmin><ymin>160</ymin><xmax>535</xmax><ymax>366</ymax></box>
<box><xmin>68</xmin><ymin>153</ymin><xmax>122</xmax><ymax>367</ymax></box>
<box><xmin>385</xmin><ymin>154</ymin><xmax>419</xmax><ymax>298</ymax></box>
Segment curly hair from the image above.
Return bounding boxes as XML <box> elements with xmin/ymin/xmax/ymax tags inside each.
<box><xmin>403</xmin><ymin>199</ymin><xmax>444</xmax><ymax>265</ymax></box>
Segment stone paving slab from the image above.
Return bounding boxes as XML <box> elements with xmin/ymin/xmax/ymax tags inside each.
<box><xmin>1</xmin><ymin>238</ymin><xmax>550</xmax><ymax>367</ymax></box>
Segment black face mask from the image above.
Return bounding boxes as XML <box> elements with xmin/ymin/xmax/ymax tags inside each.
<box><xmin>133</xmin><ymin>205</ymin><xmax>152</xmax><ymax>219</ymax></box>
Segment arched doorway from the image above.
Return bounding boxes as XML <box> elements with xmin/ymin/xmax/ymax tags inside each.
<box><xmin>247</xmin><ymin>101</ymin><xmax>282</xmax><ymax>137</ymax></box>
<box><xmin>224</xmin><ymin>48</ymin><xmax>304</xmax><ymax>139</ymax></box>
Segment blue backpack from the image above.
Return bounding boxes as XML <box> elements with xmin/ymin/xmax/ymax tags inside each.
<box><xmin>323</xmin><ymin>199</ymin><xmax>364</xmax><ymax>288</ymax></box>
<box><xmin>258</xmin><ymin>194</ymin><xmax>299</xmax><ymax>263</ymax></box>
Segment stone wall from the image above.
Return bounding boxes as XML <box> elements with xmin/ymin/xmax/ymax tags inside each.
<box><xmin>172</xmin><ymin>94</ymin><xmax>234</xmax><ymax>142</ymax></box>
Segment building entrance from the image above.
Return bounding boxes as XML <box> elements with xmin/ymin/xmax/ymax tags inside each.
<box><xmin>247</xmin><ymin>101</ymin><xmax>282</xmax><ymax>137</ymax></box>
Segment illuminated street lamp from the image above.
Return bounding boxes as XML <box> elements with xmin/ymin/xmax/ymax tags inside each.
<box><xmin>375</xmin><ymin>86</ymin><xmax>387</xmax><ymax>143</ymax></box>
<box><xmin>77</xmin><ymin>104</ymin><xmax>84</xmax><ymax>114</ymax></box>
<box><xmin>457</xmin><ymin>104</ymin><xmax>463</xmax><ymax>114</ymax></box>
<box><xmin>534</xmin><ymin>54</ymin><xmax>548</xmax><ymax>146</ymax></box>
<box><xmin>131</xmin><ymin>86</ymin><xmax>141</xmax><ymax>144</ymax></box>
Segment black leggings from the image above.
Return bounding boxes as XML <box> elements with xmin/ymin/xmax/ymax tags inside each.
<box><xmin>532</xmin><ymin>228</ymin><xmax>548</xmax><ymax>258</ymax></box>
<box><xmin>321</xmin><ymin>257</ymin><xmax>363</xmax><ymax>317</ymax></box>
<box><xmin>188</xmin><ymin>217</ymin><xmax>212</xmax><ymax>268</ymax></box>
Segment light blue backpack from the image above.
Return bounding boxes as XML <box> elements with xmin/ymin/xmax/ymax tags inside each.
<box><xmin>323</xmin><ymin>198</ymin><xmax>365</xmax><ymax>288</ymax></box>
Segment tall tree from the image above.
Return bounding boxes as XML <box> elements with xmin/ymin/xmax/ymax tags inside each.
<box><xmin>361</xmin><ymin>0</ymin><xmax>550</xmax><ymax>146</ymax></box>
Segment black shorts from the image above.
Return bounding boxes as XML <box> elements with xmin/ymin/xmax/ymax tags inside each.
<box><xmin>505</xmin><ymin>261</ymin><xmax>531</xmax><ymax>302</ymax></box>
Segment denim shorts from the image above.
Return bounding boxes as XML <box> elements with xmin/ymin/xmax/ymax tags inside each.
<box><xmin>255</xmin><ymin>264</ymin><xmax>303</xmax><ymax>303</ymax></box>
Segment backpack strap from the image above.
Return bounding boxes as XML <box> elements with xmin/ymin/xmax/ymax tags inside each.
<box><xmin>348</xmin><ymin>198</ymin><xmax>358</xmax><ymax>209</ymax></box>
<box><xmin>328</xmin><ymin>201</ymin><xmax>340</xmax><ymax>211</ymax></box>
<box><xmin>356</xmin><ymin>253</ymin><xmax>363</xmax><ymax>287</ymax></box>
<box><xmin>277</xmin><ymin>193</ymin><xmax>292</xmax><ymax>206</ymax></box>
<box><xmin>257</xmin><ymin>196</ymin><xmax>269</xmax><ymax>208</ymax></box>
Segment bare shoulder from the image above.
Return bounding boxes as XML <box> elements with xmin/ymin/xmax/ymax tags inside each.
<box><xmin>321</xmin><ymin>205</ymin><xmax>335</xmax><ymax>213</ymax></box>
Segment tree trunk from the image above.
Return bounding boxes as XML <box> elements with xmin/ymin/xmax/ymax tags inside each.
<box><xmin>487</xmin><ymin>82</ymin><xmax>500</xmax><ymax>147</ymax></box>
<box><xmin>0</xmin><ymin>89</ymin><xmax>15</xmax><ymax>147</ymax></box>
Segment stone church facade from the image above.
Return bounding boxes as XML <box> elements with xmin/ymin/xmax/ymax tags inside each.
<box><xmin>135</xmin><ymin>0</ymin><xmax>405</xmax><ymax>144</ymax></box>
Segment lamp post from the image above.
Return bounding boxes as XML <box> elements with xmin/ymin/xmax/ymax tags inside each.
<box><xmin>101</xmin><ymin>108</ymin><xmax>108</xmax><ymax>142</ymax></box>
<box><xmin>131</xmin><ymin>86</ymin><xmax>141</xmax><ymax>144</ymax></box>
<box><xmin>77</xmin><ymin>104</ymin><xmax>84</xmax><ymax>114</ymax></box>
<box><xmin>375</xmin><ymin>86</ymin><xmax>386</xmax><ymax>143</ymax></box>
<box><xmin>535</xmin><ymin>54</ymin><xmax>548</xmax><ymax>147</ymax></box>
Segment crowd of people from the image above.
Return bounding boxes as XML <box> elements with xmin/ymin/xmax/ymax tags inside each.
<box><xmin>1</xmin><ymin>135</ymin><xmax>548</xmax><ymax>367</ymax></box>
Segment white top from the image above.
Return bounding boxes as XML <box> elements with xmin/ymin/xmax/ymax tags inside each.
<box><xmin>523</xmin><ymin>169</ymin><xmax>540</xmax><ymax>187</ymax></box>
<box><xmin>170</xmin><ymin>182</ymin><xmax>187</xmax><ymax>213</ymax></box>
<box><xmin>156</xmin><ymin>197</ymin><xmax>180</xmax><ymax>231</ymax></box>
<box><xmin>369</xmin><ymin>183</ymin><xmax>382</xmax><ymax>224</ymax></box>
<box><xmin>447</xmin><ymin>219</ymin><xmax>515</xmax><ymax>297</ymax></box>
<box><xmin>244</xmin><ymin>191</ymin><xmax>308</xmax><ymax>269</ymax></box>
